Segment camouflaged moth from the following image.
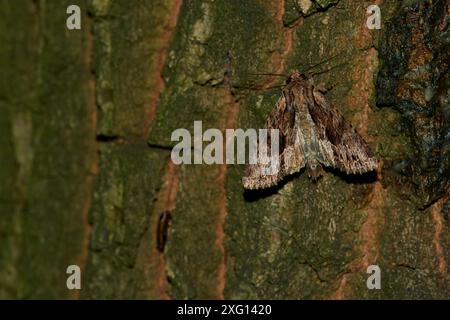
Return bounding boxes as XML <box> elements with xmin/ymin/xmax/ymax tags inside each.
<box><xmin>242</xmin><ymin>71</ymin><xmax>377</xmax><ymax>190</ymax></box>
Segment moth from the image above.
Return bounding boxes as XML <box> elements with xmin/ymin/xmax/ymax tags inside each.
<box><xmin>242</xmin><ymin>70</ymin><xmax>377</xmax><ymax>190</ymax></box>
<box><xmin>156</xmin><ymin>211</ymin><xmax>172</xmax><ymax>252</ymax></box>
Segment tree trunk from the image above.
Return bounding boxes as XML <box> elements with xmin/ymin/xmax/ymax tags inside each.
<box><xmin>1</xmin><ymin>0</ymin><xmax>449</xmax><ymax>299</ymax></box>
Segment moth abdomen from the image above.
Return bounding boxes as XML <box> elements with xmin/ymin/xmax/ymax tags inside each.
<box><xmin>307</xmin><ymin>161</ymin><xmax>323</xmax><ymax>181</ymax></box>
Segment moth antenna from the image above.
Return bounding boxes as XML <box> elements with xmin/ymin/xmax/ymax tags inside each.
<box><xmin>233</xmin><ymin>71</ymin><xmax>286</xmax><ymax>92</ymax></box>
<box><xmin>232</xmin><ymin>84</ymin><xmax>284</xmax><ymax>92</ymax></box>
<box><xmin>299</xmin><ymin>51</ymin><xmax>345</xmax><ymax>73</ymax></box>
<box><xmin>244</xmin><ymin>73</ymin><xmax>288</xmax><ymax>77</ymax></box>
<box><xmin>307</xmin><ymin>62</ymin><xmax>348</xmax><ymax>77</ymax></box>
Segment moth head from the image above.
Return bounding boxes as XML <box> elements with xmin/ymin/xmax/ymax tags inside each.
<box><xmin>287</xmin><ymin>70</ymin><xmax>307</xmax><ymax>83</ymax></box>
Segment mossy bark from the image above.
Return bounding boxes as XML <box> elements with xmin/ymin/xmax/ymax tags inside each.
<box><xmin>1</xmin><ymin>0</ymin><xmax>449</xmax><ymax>299</ymax></box>
<box><xmin>0</xmin><ymin>0</ymin><xmax>96</xmax><ymax>299</ymax></box>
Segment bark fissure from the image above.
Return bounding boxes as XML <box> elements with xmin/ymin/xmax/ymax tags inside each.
<box><xmin>142</xmin><ymin>0</ymin><xmax>183</xmax><ymax>138</ymax></box>
<box><xmin>75</xmin><ymin>9</ymin><xmax>99</xmax><ymax>300</ymax></box>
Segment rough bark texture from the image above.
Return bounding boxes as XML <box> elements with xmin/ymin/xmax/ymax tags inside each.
<box><xmin>1</xmin><ymin>0</ymin><xmax>449</xmax><ymax>299</ymax></box>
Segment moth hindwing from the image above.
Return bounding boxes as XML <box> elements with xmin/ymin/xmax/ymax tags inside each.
<box><xmin>242</xmin><ymin>71</ymin><xmax>377</xmax><ymax>190</ymax></box>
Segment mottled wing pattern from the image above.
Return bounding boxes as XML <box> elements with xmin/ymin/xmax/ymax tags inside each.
<box><xmin>242</xmin><ymin>95</ymin><xmax>306</xmax><ymax>189</ymax></box>
<box><xmin>310</xmin><ymin>90</ymin><xmax>377</xmax><ymax>174</ymax></box>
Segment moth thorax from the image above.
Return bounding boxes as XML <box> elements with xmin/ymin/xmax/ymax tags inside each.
<box><xmin>289</xmin><ymin>70</ymin><xmax>306</xmax><ymax>83</ymax></box>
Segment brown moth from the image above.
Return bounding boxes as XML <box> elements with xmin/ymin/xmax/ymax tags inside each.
<box><xmin>156</xmin><ymin>211</ymin><xmax>172</xmax><ymax>252</ymax></box>
<box><xmin>242</xmin><ymin>70</ymin><xmax>377</xmax><ymax>190</ymax></box>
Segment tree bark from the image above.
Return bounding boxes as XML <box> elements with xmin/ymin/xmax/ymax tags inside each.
<box><xmin>1</xmin><ymin>0</ymin><xmax>449</xmax><ymax>299</ymax></box>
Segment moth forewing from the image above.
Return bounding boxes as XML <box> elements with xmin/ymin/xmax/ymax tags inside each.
<box><xmin>257</xmin><ymin>129</ymin><xmax>280</xmax><ymax>176</ymax></box>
